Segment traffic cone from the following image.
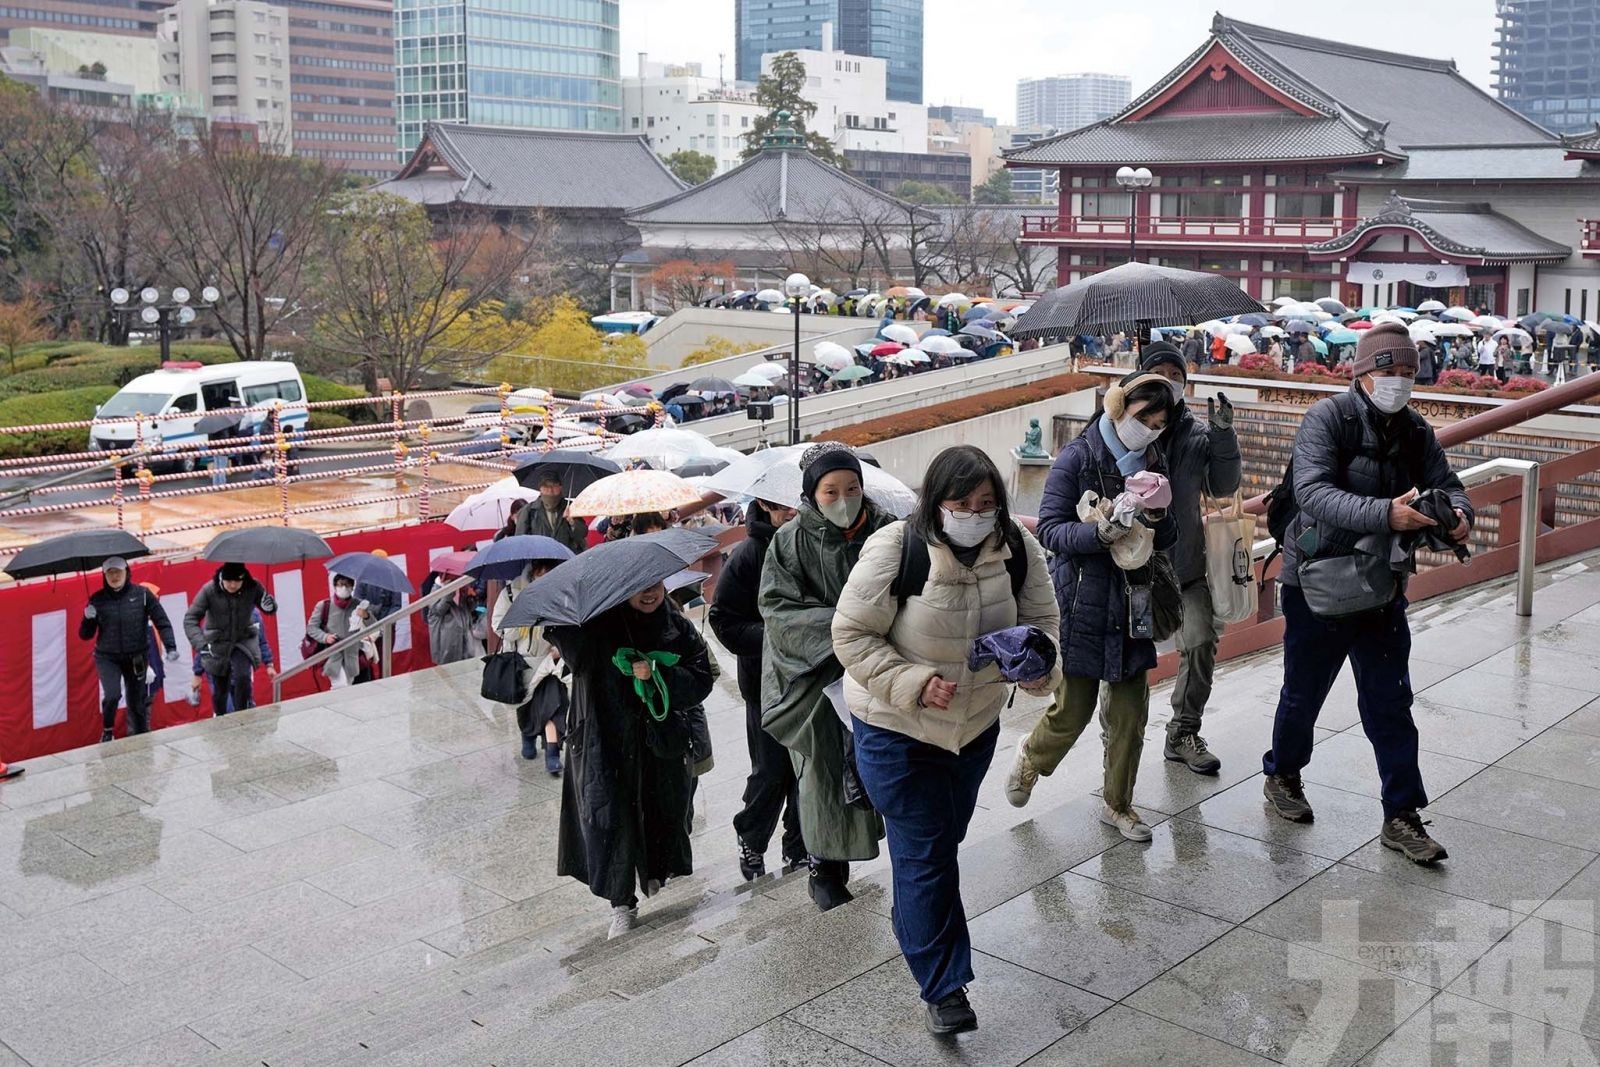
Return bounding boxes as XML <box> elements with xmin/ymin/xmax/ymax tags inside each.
<box><xmin>0</xmin><ymin>757</ymin><xmax>21</xmax><ymax>781</ymax></box>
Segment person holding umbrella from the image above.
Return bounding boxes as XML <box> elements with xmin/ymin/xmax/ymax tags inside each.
<box><xmin>81</xmin><ymin>557</ymin><xmax>179</xmax><ymax>741</ymax></box>
<box><xmin>514</xmin><ymin>470</ymin><xmax>589</xmax><ymax>554</ymax></box>
<box><xmin>490</xmin><ymin>554</ymin><xmax>568</xmax><ymax>773</ymax></box>
<box><xmin>306</xmin><ymin>574</ymin><xmax>373</xmax><ymax>687</ymax></box>
<box><xmin>759</xmin><ymin>442</ymin><xmax>894</xmax><ymax>911</ymax></box>
<box><xmin>184</xmin><ymin>562</ymin><xmax>278</xmax><ymax>717</ymax></box>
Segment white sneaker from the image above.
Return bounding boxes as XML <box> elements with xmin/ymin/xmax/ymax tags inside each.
<box><xmin>607</xmin><ymin>905</ymin><xmax>638</xmax><ymax>940</ymax></box>
<box><xmin>1100</xmin><ymin>805</ymin><xmax>1153</xmax><ymax>842</ymax></box>
<box><xmin>1005</xmin><ymin>737</ymin><xmax>1039</xmax><ymax>808</ymax></box>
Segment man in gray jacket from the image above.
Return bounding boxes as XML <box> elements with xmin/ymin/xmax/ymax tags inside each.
<box><xmin>1138</xmin><ymin>344</ymin><xmax>1241</xmax><ymax>774</ymax></box>
<box><xmin>184</xmin><ymin>562</ymin><xmax>277</xmax><ymax>717</ymax></box>
<box><xmin>1261</xmin><ymin>321</ymin><xmax>1472</xmax><ymax>864</ymax></box>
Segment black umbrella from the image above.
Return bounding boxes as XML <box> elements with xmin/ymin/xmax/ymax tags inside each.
<box><xmin>690</xmin><ymin>377</ymin><xmax>736</xmax><ymax>394</ymax></box>
<box><xmin>466</xmin><ymin>402</ymin><xmax>503</xmax><ymax>415</ymax></box>
<box><xmin>202</xmin><ymin>526</ymin><xmax>333</xmax><ymax>564</ymax></box>
<box><xmin>195</xmin><ymin>411</ymin><xmax>249</xmax><ymax>436</ymax></box>
<box><xmin>1315</xmin><ymin>297</ymin><xmax>1348</xmax><ymax>315</ymax></box>
<box><xmin>657</xmin><ymin>383</ymin><xmax>691</xmax><ymax>403</ymax></box>
<box><xmin>1012</xmin><ymin>262</ymin><xmax>1262</xmax><ymax>339</ymax></box>
<box><xmin>4</xmin><ymin>530</ymin><xmax>150</xmax><ymax>579</ymax></box>
<box><xmin>500</xmin><ymin>528</ymin><xmax>721</xmax><ymax>628</ymax></box>
<box><xmin>606</xmin><ymin>413</ymin><xmax>650</xmax><ymax>434</ymax></box>
<box><xmin>324</xmin><ymin>552</ymin><xmax>415</xmax><ymax>596</ymax></box>
<box><xmin>512</xmin><ymin>449</ymin><xmax>622</xmax><ymax>495</ymax></box>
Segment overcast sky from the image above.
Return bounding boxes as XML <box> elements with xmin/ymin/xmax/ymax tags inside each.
<box><xmin>620</xmin><ymin>0</ymin><xmax>1501</xmax><ymax>125</ymax></box>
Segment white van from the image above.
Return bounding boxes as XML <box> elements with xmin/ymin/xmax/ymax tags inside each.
<box><xmin>90</xmin><ymin>361</ymin><xmax>310</xmax><ymax>469</ymax></box>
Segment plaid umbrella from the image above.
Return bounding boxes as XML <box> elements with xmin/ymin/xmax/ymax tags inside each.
<box><xmin>1011</xmin><ymin>262</ymin><xmax>1262</xmax><ymax>339</ymax></box>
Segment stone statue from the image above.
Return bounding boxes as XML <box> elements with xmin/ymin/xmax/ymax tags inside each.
<box><xmin>1018</xmin><ymin>417</ymin><xmax>1049</xmax><ymax>458</ymax></box>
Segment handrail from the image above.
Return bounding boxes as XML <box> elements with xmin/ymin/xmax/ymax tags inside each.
<box><xmin>270</xmin><ymin>573</ymin><xmax>474</xmax><ymax>704</ymax></box>
<box><xmin>607</xmin><ymin>321</ymin><xmax>903</xmax><ymax>391</ymax></box>
<box><xmin>1456</xmin><ymin>458</ymin><xmax>1540</xmax><ymax>616</ymax></box>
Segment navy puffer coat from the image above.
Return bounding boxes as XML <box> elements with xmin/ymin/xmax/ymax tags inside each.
<box><xmin>1035</xmin><ymin>416</ymin><xmax>1177</xmax><ymax>683</ymax></box>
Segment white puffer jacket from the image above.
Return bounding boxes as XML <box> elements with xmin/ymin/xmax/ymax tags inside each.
<box><xmin>832</xmin><ymin>520</ymin><xmax>1061</xmax><ymax>753</ymax></box>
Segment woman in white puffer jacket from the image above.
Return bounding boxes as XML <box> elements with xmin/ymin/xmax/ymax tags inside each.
<box><xmin>831</xmin><ymin>444</ymin><xmax>1060</xmax><ymax>1037</ymax></box>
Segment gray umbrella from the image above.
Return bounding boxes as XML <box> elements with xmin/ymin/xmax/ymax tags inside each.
<box><xmin>500</xmin><ymin>528</ymin><xmax>720</xmax><ymax>628</ymax></box>
<box><xmin>4</xmin><ymin>529</ymin><xmax>150</xmax><ymax>579</ymax></box>
<box><xmin>1011</xmin><ymin>262</ymin><xmax>1262</xmax><ymax>339</ymax></box>
<box><xmin>202</xmin><ymin>526</ymin><xmax>333</xmax><ymax>564</ymax></box>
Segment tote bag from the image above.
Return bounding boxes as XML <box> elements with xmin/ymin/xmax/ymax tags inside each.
<box><xmin>1204</xmin><ymin>492</ymin><xmax>1259</xmax><ymax>624</ymax></box>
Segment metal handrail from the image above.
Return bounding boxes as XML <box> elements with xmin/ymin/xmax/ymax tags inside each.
<box><xmin>1454</xmin><ymin>458</ymin><xmax>1540</xmax><ymax>616</ymax></box>
<box><xmin>270</xmin><ymin>573</ymin><xmax>475</xmax><ymax>703</ymax></box>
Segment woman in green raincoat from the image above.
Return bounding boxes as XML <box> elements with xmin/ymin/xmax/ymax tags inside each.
<box><xmin>759</xmin><ymin>442</ymin><xmax>894</xmax><ymax>911</ymax></box>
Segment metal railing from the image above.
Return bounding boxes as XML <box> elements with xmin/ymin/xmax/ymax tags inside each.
<box><xmin>269</xmin><ymin>573</ymin><xmax>474</xmax><ymax>704</ymax></box>
<box><xmin>1583</xmin><ymin>218</ymin><xmax>1598</xmax><ymax>255</ymax></box>
<box><xmin>1457</xmin><ymin>458</ymin><xmax>1540</xmax><ymax>617</ymax></box>
<box><xmin>1019</xmin><ymin>213</ymin><xmax>1345</xmax><ymax>243</ymax></box>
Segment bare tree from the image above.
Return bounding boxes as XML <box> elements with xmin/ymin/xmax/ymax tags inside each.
<box><xmin>645</xmin><ymin>257</ymin><xmax>735</xmax><ymax>311</ymax></box>
<box><xmin>150</xmin><ymin>132</ymin><xmax>342</xmax><ymax>360</ymax></box>
<box><xmin>757</xmin><ymin>188</ymin><xmax>917</xmax><ymax>292</ymax></box>
<box><xmin>0</xmin><ymin>81</ymin><xmax>94</xmax><ymax>307</ymax></box>
<box><xmin>928</xmin><ymin>207</ymin><xmax>1051</xmax><ymax>296</ymax></box>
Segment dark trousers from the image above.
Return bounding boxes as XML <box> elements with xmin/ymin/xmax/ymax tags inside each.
<box><xmin>95</xmin><ymin>653</ymin><xmax>149</xmax><ymax>735</ymax></box>
<box><xmin>207</xmin><ymin>648</ymin><xmax>256</xmax><ymax>718</ymax></box>
<box><xmin>731</xmin><ymin>692</ymin><xmax>804</xmax><ymax>862</ymax></box>
<box><xmin>1262</xmin><ymin>585</ymin><xmax>1428</xmax><ymax>819</ymax></box>
<box><xmin>852</xmin><ymin>715</ymin><xmax>998</xmax><ymax>1004</ymax></box>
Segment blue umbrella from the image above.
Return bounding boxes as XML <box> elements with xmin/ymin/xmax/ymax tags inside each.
<box><xmin>465</xmin><ymin>535</ymin><xmax>575</xmax><ymax>581</ymax></box>
<box><xmin>1236</xmin><ymin>313</ymin><xmax>1270</xmax><ymax>327</ymax></box>
<box><xmin>324</xmin><ymin>552</ymin><xmax>414</xmax><ymax>596</ymax></box>
<box><xmin>961</xmin><ymin>306</ymin><xmax>991</xmax><ymax>322</ymax></box>
<box><xmin>959</xmin><ymin>322</ymin><xmax>1001</xmax><ymax>339</ymax></box>
<box><xmin>1324</xmin><ymin>327</ymin><xmax>1359</xmax><ymax>345</ymax></box>
<box><xmin>923</xmin><ymin>328</ymin><xmax>952</xmax><ymax>337</ymax></box>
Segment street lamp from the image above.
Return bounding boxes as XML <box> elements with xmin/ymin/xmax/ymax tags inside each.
<box><xmin>783</xmin><ymin>270</ymin><xmax>810</xmax><ymax>446</ymax></box>
<box><xmin>1115</xmin><ymin>165</ymin><xmax>1153</xmax><ymax>263</ymax></box>
<box><xmin>109</xmin><ymin>285</ymin><xmax>221</xmax><ymax>365</ymax></box>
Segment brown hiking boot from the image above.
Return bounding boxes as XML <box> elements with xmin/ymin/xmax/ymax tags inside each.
<box><xmin>1264</xmin><ymin>773</ymin><xmax>1314</xmax><ymax>823</ymax></box>
<box><xmin>1382</xmin><ymin>810</ymin><xmax>1448</xmax><ymax>865</ymax></box>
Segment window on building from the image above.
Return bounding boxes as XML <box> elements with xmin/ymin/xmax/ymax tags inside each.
<box><xmin>647</xmin><ymin>116</ymin><xmax>653</xmax><ymax>127</ymax></box>
<box><xmin>741</xmin><ymin>115</ymin><xmax>748</xmax><ymax>128</ymax></box>
<box><xmin>722</xmin><ymin>114</ymin><xmax>729</xmax><ymax>126</ymax></box>
<box><xmin>706</xmin><ymin>113</ymin><xmax>714</xmax><ymax>127</ymax></box>
<box><xmin>630</xmin><ymin>116</ymin><xmax>638</xmax><ymax>128</ymax></box>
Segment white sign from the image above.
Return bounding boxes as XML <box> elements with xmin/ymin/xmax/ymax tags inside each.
<box><xmin>1347</xmin><ymin>261</ymin><xmax>1469</xmax><ymax>288</ymax></box>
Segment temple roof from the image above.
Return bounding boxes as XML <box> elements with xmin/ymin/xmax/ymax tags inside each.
<box><xmin>1307</xmin><ymin>193</ymin><xmax>1571</xmax><ymax>265</ymax></box>
<box><xmin>1563</xmin><ymin>125</ymin><xmax>1600</xmax><ymax>160</ymax></box>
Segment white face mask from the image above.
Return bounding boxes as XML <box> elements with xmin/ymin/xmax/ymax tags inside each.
<box><xmin>334</xmin><ymin>583</ymin><xmax>354</xmax><ymax>599</ymax></box>
<box><xmin>1165</xmin><ymin>379</ymin><xmax>1185</xmax><ymax>404</ymax></box>
<box><xmin>940</xmin><ymin>507</ymin><xmax>997</xmax><ymax>549</ymax></box>
<box><xmin>817</xmin><ymin>496</ymin><xmax>862</xmax><ymax>529</ymax></box>
<box><xmin>1114</xmin><ymin>413</ymin><xmax>1162</xmax><ymax>453</ymax></box>
<box><xmin>1367</xmin><ymin>376</ymin><xmax>1414</xmax><ymax>414</ymax></box>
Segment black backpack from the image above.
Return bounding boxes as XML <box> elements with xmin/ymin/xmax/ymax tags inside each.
<box><xmin>889</xmin><ymin>522</ymin><xmax>1028</xmax><ymax>607</ymax></box>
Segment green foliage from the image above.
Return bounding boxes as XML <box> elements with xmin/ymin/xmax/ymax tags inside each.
<box><xmin>742</xmin><ymin>53</ymin><xmax>844</xmax><ymax>166</ymax></box>
<box><xmin>302</xmin><ymin>373</ymin><xmax>377</xmax><ymax>423</ymax></box>
<box><xmin>973</xmin><ymin>170</ymin><xmax>1015</xmax><ymax>205</ymax></box>
<box><xmin>680</xmin><ymin>335</ymin><xmax>766</xmax><ymax>367</ymax></box>
<box><xmin>893</xmin><ymin>181</ymin><xmax>961</xmax><ymax>205</ymax></box>
<box><xmin>307</xmin><ymin>411</ymin><xmax>353</xmax><ymax>431</ymax></box>
<box><xmin>664</xmin><ymin>149</ymin><xmax>717</xmax><ymax>186</ymax></box>
<box><xmin>484</xmin><ymin>296</ymin><xmax>650</xmax><ymax>393</ymax></box>
<box><xmin>0</xmin><ymin>385</ymin><xmax>115</xmax><ymax>458</ymax></box>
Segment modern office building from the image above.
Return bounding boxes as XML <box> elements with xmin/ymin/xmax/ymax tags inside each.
<box><xmin>3</xmin><ymin>27</ymin><xmax>160</xmax><ymax>90</ymax></box>
<box><xmin>0</xmin><ymin>0</ymin><xmax>157</xmax><ymax>44</ymax></box>
<box><xmin>1494</xmin><ymin>0</ymin><xmax>1600</xmax><ymax>133</ymax></box>
<box><xmin>1015</xmin><ymin>73</ymin><xmax>1131</xmax><ymax>131</ymax></box>
<box><xmin>394</xmin><ymin>0</ymin><xmax>621</xmax><ymax>160</ymax></box>
<box><xmin>283</xmin><ymin>0</ymin><xmax>394</xmax><ymax>177</ymax></box>
<box><xmin>843</xmin><ymin>146</ymin><xmax>969</xmax><ymax>199</ymax></box>
<box><xmin>735</xmin><ymin>0</ymin><xmax>922</xmax><ymax>104</ymax></box>
<box><xmin>158</xmin><ymin>0</ymin><xmax>292</xmax><ymax>148</ymax></box>
<box><xmin>622</xmin><ymin>59</ymin><xmax>763</xmax><ymax>177</ymax></box>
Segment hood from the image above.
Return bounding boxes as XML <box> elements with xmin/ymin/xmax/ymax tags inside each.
<box><xmin>745</xmin><ymin>501</ymin><xmax>778</xmax><ymax>545</ymax></box>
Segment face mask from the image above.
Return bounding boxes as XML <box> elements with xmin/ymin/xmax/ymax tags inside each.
<box><xmin>1114</xmin><ymin>413</ymin><xmax>1162</xmax><ymax>453</ymax></box>
<box><xmin>1368</xmin><ymin>376</ymin><xmax>1413</xmax><ymax>414</ymax></box>
<box><xmin>941</xmin><ymin>507</ymin><xmax>997</xmax><ymax>549</ymax></box>
<box><xmin>817</xmin><ymin>496</ymin><xmax>862</xmax><ymax>529</ymax></box>
<box><xmin>334</xmin><ymin>584</ymin><xmax>353</xmax><ymax>599</ymax></box>
<box><xmin>1165</xmin><ymin>379</ymin><xmax>1185</xmax><ymax>404</ymax></box>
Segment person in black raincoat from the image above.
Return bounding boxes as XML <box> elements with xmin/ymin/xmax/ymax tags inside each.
<box><xmin>544</xmin><ymin>581</ymin><xmax>715</xmax><ymax>939</ymax></box>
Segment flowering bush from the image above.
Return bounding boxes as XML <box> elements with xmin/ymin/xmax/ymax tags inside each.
<box><xmin>1237</xmin><ymin>352</ymin><xmax>1278</xmax><ymax>373</ymax></box>
<box><xmin>1292</xmin><ymin>362</ymin><xmax>1335</xmax><ymax>377</ymax></box>
<box><xmin>1502</xmin><ymin>375</ymin><xmax>1549</xmax><ymax>394</ymax></box>
<box><xmin>1333</xmin><ymin>363</ymin><xmax>1354</xmax><ymax>379</ymax></box>
<box><xmin>1436</xmin><ymin>369</ymin><xmax>1495</xmax><ymax>390</ymax></box>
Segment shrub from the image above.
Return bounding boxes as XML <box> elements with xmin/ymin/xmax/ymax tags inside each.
<box><xmin>817</xmin><ymin>373</ymin><xmax>1100</xmax><ymax>447</ymax></box>
<box><xmin>303</xmin><ymin>374</ymin><xmax>378</xmax><ymax>424</ymax></box>
<box><xmin>307</xmin><ymin>411</ymin><xmax>353</xmax><ymax>431</ymax></box>
<box><xmin>1333</xmin><ymin>363</ymin><xmax>1354</xmax><ymax>379</ymax></box>
<box><xmin>1292</xmin><ymin>362</ymin><xmax>1334</xmax><ymax>377</ymax></box>
<box><xmin>1502</xmin><ymin>375</ymin><xmax>1549</xmax><ymax>394</ymax></box>
<box><xmin>1436</xmin><ymin>369</ymin><xmax>1493</xmax><ymax>390</ymax></box>
<box><xmin>0</xmin><ymin>385</ymin><xmax>117</xmax><ymax>459</ymax></box>
<box><xmin>681</xmin><ymin>335</ymin><xmax>766</xmax><ymax>367</ymax></box>
<box><xmin>1237</xmin><ymin>352</ymin><xmax>1277</xmax><ymax>373</ymax></box>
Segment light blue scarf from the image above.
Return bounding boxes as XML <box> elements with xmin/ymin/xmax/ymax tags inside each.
<box><xmin>1097</xmin><ymin>414</ymin><xmax>1148</xmax><ymax>476</ymax></box>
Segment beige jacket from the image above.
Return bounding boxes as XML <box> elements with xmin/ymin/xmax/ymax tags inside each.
<box><xmin>832</xmin><ymin>520</ymin><xmax>1062</xmax><ymax>753</ymax></box>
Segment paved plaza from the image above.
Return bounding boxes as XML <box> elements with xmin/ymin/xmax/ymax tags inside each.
<box><xmin>1</xmin><ymin>554</ymin><xmax>1599</xmax><ymax>1066</ymax></box>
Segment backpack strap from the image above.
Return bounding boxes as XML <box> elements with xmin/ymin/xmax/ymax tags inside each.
<box><xmin>891</xmin><ymin>522</ymin><xmax>1028</xmax><ymax>607</ymax></box>
<box><xmin>1002</xmin><ymin>522</ymin><xmax>1028</xmax><ymax>599</ymax></box>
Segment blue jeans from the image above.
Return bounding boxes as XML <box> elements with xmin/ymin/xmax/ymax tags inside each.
<box><xmin>1262</xmin><ymin>585</ymin><xmax>1427</xmax><ymax>819</ymax></box>
<box><xmin>851</xmin><ymin>715</ymin><xmax>999</xmax><ymax>1003</ymax></box>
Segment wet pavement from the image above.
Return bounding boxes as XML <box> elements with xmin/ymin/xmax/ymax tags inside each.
<box><xmin>1</xmin><ymin>552</ymin><xmax>1599</xmax><ymax>1066</ymax></box>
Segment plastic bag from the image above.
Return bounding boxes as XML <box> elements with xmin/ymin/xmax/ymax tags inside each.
<box><xmin>1077</xmin><ymin>490</ymin><xmax>1154</xmax><ymax>570</ymax></box>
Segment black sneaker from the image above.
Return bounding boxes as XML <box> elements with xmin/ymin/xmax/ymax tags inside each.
<box><xmin>1165</xmin><ymin>732</ymin><xmax>1222</xmax><ymax>775</ymax></box>
<box><xmin>544</xmin><ymin>742</ymin><xmax>562</xmax><ymax>777</ymax></box>
<box><xmin>100</xmin><ymin>729</ymin><xmax>114</xmax><ymax>744</ymax></box>
<box><xmin>1382</xmin><ymin>810</ymin><xmax>1448</xmax><ymax>865</ymax></box>
<box><xmin>737</xmin><ymin>840</ymin><xmax>765</xmax><ymax>882</ymax></box>
<box><xmin>808</xmin><ymin>870</ymin><xmax>854</xmax><ymax>912</ymax></box>
<box><xmin>1263</xmin><ymin>773</ymin><xmax>1314</xmax><ymax>823</ymax></box>
<box><xmin>780</xmin><ymin>852</ymin><xmax>807</xmax><ymax>876</ymax></box>
<box><xmin>924</xmin><ymin>988</ymin><xmax>978</xmax><ymax>1035</ymax></box>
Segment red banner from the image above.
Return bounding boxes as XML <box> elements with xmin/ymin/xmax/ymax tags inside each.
<box><xmin>0</xmin><ymin>522</ymin><xmax>472</xmax><ymax>764</ymax></box>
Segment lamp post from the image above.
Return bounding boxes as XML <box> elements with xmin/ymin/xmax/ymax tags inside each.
<box><xmin>783</xmin><ymin>270</ymin><xmax>809</xmax><ymax>446</ymax></box>
<box><xmin>109</xmin><ymin>285</ymin><xmax>221</xmax><ymax>366</ymax></box>
<box><xmin>1114</xmin><ymin>165</ymin><xmax>1153</xmax><ymax>263</ymax></box>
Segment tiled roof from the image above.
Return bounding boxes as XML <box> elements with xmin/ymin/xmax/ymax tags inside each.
<box><xmin>1003</xmin><ymin>113</ymin><xmax>1383</xmax><ymax>165</ymax></box>
<box><xmin>377</xmin><ymin>124</ymin><xmax>685</xmax><ymax>212</ymax></box>
<box><xmin>1308</xmin><ymin>193</ymin><xmax>1571</xmax><ymax>264</ymax></box>
<box><xmin>1330</xmin><ymin>146</ymin><xmax>1600</xmax><ymax>183</ymax></box>
<box><xmin>1563</xmin><ymin>125</ymin><xmax>1600</xmax><ymax>157</ymax></box>
<box><xmin>625</xmin><ymin>148</ymin><xmax>934</xmax><ymax>226</ymax></box>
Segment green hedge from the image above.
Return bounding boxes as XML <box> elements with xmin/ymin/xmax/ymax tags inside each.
<box><xmin>0</xmin><ymin>386</ymin><xmax>116</xmax><ymax>459</ymax></box>
<box><xmin>303</xmin><ymin>374</ymin><xmax>378</xmax><ymax>423</ymax></box>
<box><xmin>307</xmin><ymin>411</ymin><xmax>353</xmax><ymax>431</ymax></box>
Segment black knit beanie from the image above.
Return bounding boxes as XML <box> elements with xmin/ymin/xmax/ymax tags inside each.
<box><xmin>799</xmin><ymin>442</ymin><xmax>863</xmax><ymax>501</ymax></box>
<box><xmin>219</xmin><ymin>561</ymin><xmax>250</xmax><ymax>582</ymax></box>
<box><xmin>1139</xmin><ymin>340</ymin><xmax>1188</xmax><ymax>380</ymax></box>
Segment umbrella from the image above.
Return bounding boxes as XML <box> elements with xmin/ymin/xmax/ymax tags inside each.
<box><xmin>1270</xmin><ymin>295</ymin><xmax>1299</xmax><ymax>307</ymax></box>
<box><xmin>742</xmin><ymin>453</ymin><xmax>916</xmax><ymax>518</ymax></box>
<box><xmin>812</xmin><ymin>341</ymin><xmax>855</xmax><ymax>371</ymax></box>
<box><xmin>465</xmin><ymin>535</ymin><xmax>574</xmax><ymax>580</ymax></box>
<box><xmin>445</xmin><ymin>486</ymin><xmax>537</xmax><ymax>532</ymax></box>
<box><xmin>1493</xmin><ymin>327</ymin><xmax>1533</xmax><ymax>345</ymax></box>
<box><xmin>690</xmin><ymin>376</ymin><xmax>736</xmax><ymax>395</ymax></box>
<box><xmin>1408</xmin><ymin>321</ymin><xmax>1438</xmax><ymax>343</ymax></box>
<box><xmin>959</xmin><ymin>322</ymin><xmax>1001</xmax><ymax>339</ymax></box>
<box><xmin>884</xmin><ymin>286</ymin><xmax>914</xmax><ymax>298</ymax></box>
<box><xmin>698</xmin><ymin>445</ymin><xmax>805</xmax><ymax>501</ymax></box>
<box><xmin>844</xmin><ymin>288</ymin><xmax>868</xmax><ymax>298</ymax></box>
<box><xmin>831</xmin><ymin>365</ymin><xmax>873</xmax><ymax>382</ymax></box>
<box><xmin>512</xmin><ymin>449</ymin><xmax>622</xmax><ymax>495</ymax></box>
<box><xmin>880</xmin><ymin>323</ymin><xmax>918</xmax><ymax>344</ymax></box>
<box><xmin>606</xmin><ymin>427</ymin><xmax>722</xmax><ymax>469</ymax></box>
<box><xmin>1441</xmin><ymin>306</ymin><xmax>1474</xmax><ymax>321</ymax></box>
<box><xmin>1431</xmin><ymin>322</ymin><xmax>1475</xmax><ymax>338</ymax></box>
<box><xmin>1224</xmin><ymin>333</ymin><xmax>1255</xmax><ymax>356</ymax></box>
<box><xmin>1538</xmin><ymin>318</ymin><xmax>1579</xmax><ymax>335</ymax></box>
<box><xmin>1416</xmin><ymin>299</ymin><xmax>1446</xmax><ymax>313</ymax></box>
<box><xmin>671</xmin><ymin>457</ymin><xmax>731</xmax><ymax>479</ymax></box>
<box><xmin>430</xmin><ymin>550</ymin><xmax>476</xmax><ymax>578</ymax></box>
<box><xmin>898</xmin><ymin>349</ymin><xmax>931</xmax><ymax>363</ymax></box>
<box><xmin>656</xmin><ymin>383</ymin><xmax>691</xmax><ymax>403</ymax></box>
<box><xmin>870</xmin><ymin>342</ymin><xmax>904</xmax><ymax>357</ymax></box>
<box><xmin>618</xmin><ymin>383</ymin><xmax>655</xmax><ymax>398</ymax></box>
<box><xmin>754</xmin><ymin>288</ymin><xmax>784</xmax><ymax>305</ymax></box>
<box><xmin>936</xmin><ymin>293</ymin><xmax>968</xmax><ymax>306</ymax></box>
<box><xmin>202</xmin><ymin>526</ymin><xmax>332</xmax><ymax>564</ymax></box>
<box><xmin>465</xmin><ymin>402</ymin><xmax>503</xmax><ymax>415</ymax></box>
<box><xmin>1347</xmin><ymin>320</ymin><xmax>1374</xmax><ymax>330</ymax></box>
<box><xmin>4</xmin><ymin>530</ymin><xmax>150</xmax><ymax>580</ymax></box>
<box><xmin>324</xmin><ymin>552</ymin><xmax>414</xmax><ymax>596</ymax></box>
<box><xmin>961</xmin><ymin>306</ymin><xmax>993</xmax><ymax>323</ymax></box>
<box><xmin>665</xmin><ymin>569</ymin><xmax>711</xmax><ymax>596</ymax></box>
<box><xmin>500</xmin><ymin>528</ymin><xmax>721</xmax><ymax>628</ymax></box>
<box><xmin>1259</xmin><ymin>325</ymin><xmax>1286</xmax><ymax>337</ymax></box>
<box><xmin>1012</xmin><ymin>262</ymin><xmax>1262</xmax><ymax>339</ymax></box>
<box><xmin>1308</xmin><ymin>337</ymin><xmax>1329</xmax><ymax>355</ymax></box>
<box><xmin>746</xmin><ymin>362</ymin><xmax>788</xmax><ymax>380</ymax></box>
<box><xmin>1324</xmin><ymin>327</ymin><xmax>1359</xmax><ymax>345</ymax></box>
<box><xmin>923</xmin><ymin>327</ymin><xmax>952</xmax><ymax>337</ymax></box>
<box><xmin>1469</xmin><ymin>315</ymin><xmax>1504</xmax><ymax>330</ymax></box>
<box><xmin>1314</xmin><ymin>298</ymin><xmax>1348</xmax><ymax>315</ymax></box>
<box><xmin>733</xmin><ymin>371</ymin><xmax>776</xmax><ymax>388</ymax></box>
<box><xmin>916</xmin><ymin>334</ymin><xmax>964</xmax><ymax>355</ymax></box>
<box><xmin>1286</xmin><ymin>319</ymin><xmax>1315</xmax><ymax>334</ymax></box>
<box><xmin>568</xmin><ymin>469</ymin><xmax>704</xmax><ymax>519</ymax></box>
<box><xmin>1219</xmin><ymin>322</ymin><xmax>1254</xmax><ymax>336</ymax></box>
<box><xmin>1236</xmin><ymin>313</ymin><xmax>1270</xmax><ymax>327</ymax></box>
<box><xmin>195</xmin><ymin>411</ymin><xmax>248</xmax><ymax>436</ymax></box>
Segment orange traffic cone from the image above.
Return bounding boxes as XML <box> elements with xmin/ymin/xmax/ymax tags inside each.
<box><xmin>0</xmin><ymin>756</ymin><xmax>22</xmax><ymax>781</ymax></box>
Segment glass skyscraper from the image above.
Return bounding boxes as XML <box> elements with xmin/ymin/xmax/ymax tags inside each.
<box><xmin>735</xmin><ymin>0</ymin><xmax>922</xmax><ymax>103</ymax></box>
<box><xmin>395</xmin><ymin>0</ymin><xmax>620</xmax><ymax>158</ymax></box>
<box><xmin>1494</xmin><ymin>0</ymin><xmax>1600</xmax><ymax>133</ymax></box>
